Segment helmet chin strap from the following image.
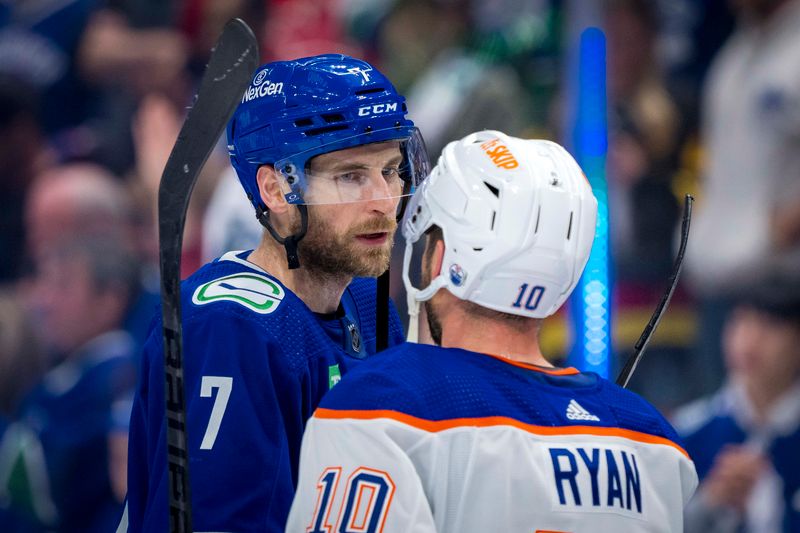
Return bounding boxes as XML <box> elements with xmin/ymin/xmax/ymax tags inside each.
<box><xmin>254</xmin><ymin>200</ymin><xmax>309</xmax><ymax>270</ymax></box>
<box><xmin>402</xmin><ymin>237</ymin><xmax>448</xmax><ymax>342</ymax></box>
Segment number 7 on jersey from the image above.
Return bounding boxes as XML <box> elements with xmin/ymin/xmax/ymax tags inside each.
<box><xmin>199</xmin><ymin>376</ymin><xmax>233</xmax><ymax>450</ymax></box>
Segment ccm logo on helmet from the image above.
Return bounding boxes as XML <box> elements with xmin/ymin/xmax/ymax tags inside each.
<box><xmin>358</xmin><ymin>103</ymin><xmax>398</xmax><ymax>116</ymax></box>
<box><xmin>241</xmin><ymin>80</ymin><xmax>284</xmax><ymax>103</ymax></box>
<box><xmin>480</xmin><ymin>138</ymin><xmax>519</xmax><ymax>169</ymax></box>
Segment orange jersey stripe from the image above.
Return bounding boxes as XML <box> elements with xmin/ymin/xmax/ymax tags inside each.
<box><xmin>481</xmin><ymin>353</ymin><xmax>580</xmax><ymax>375</ymax></box>
<box><xmin>314</xmin><ymin>408</ymin><xmax>690</xmax><ymax>459</ymax></box>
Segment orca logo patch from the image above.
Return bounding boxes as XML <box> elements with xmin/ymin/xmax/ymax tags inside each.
<box><xmin>192</xmin><ymin>274</ymin><xmax>284</xmax><ymax>314</ymax></box>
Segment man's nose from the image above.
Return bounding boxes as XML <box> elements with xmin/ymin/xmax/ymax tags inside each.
<box><xmin>361</xmin><ymin>172</ymin><xmax>399</xmax><ymax>214</ymax></box>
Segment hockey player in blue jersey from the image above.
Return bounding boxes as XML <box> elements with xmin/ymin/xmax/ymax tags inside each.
<box><xmin>122</xmin><ymin>55</ymin><xmax>430</xmax><ymax>532</ymax></box>
<box><xmin>287</xmin><ymin>130</ymin><xmax>698</xmax><ymax>532</ymax></box>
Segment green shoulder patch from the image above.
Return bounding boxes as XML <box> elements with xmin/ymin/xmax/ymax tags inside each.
<box><xmin>192</xmin><ymin>273</ymin><xmax>285</xmax><ymax>314</ymax></box>
<box><xmin>328</xmin><ymin>364</ymin><xmax>342</xmax><ymax>389</ymax></box>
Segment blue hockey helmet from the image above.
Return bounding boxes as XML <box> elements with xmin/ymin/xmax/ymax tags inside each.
<box><xmin>227</xmin><ymin>54</ymin><xmax>429</xmax><ymax>210</ymax></box>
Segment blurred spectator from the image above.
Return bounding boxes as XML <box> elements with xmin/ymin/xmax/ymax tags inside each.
<box><xmin>0</xmin><ymin>289</ymin><xmax>47</xmax><ymax>418</ymax></box>
<box><xmin>25</xmin><ymin>163</ymin><xmax>134</xmax><ymax>262</ymax></box>
<box><xmin>0</xmin><ymin>75</ymin><xmax>53</xmax><ymax>283</ymax></box>
<box><xmin>673</xmin><ymin>276</ymin><xmax>800</xmax><ymax>532</ymax></box>
<box><xmin>0</xmin><ymin>238</ymin><xmax>139</xmax><ymax>532</ymax></box>
<box><xmin>201</xmin><ymin>166</ymin><xmax>263</xmax><ymax>263</ymax></box>
<box><xmin>107</xmin><ymin>392</ymin><xmax>133</xmax><ymax>504</ymax></box>
<box><xmin>684</xmin><ymin>0</ymin><xmax>800</xmax><ymax>397</ymax></box>
<box><xmin>659</xmin><ymin>0</ymin><xmax>736</xmax><ymax>139</ymax></box>
<box><xmin>0</xmin><ymin>0</ymin><xmax>189</xmax><ymax>174</ymax></box>
<box><xmin>262</xmin><ymin>0</ymin><xmax>363</xmax><ymax>61</ymax></box>
<box><xmin>397</xmin><ymin>0</ymin><xmax>538</xmax><ymax>158</ymax></box>
<box><xmin>0</xmin><ymin>287</ymin><xmax>46</xmax><ymax>530</ymax></box>
<box><xmin>130</xmin><ymin>92</ymin><xmax>227</xmax><ymax>277</ymax></box>
<box><xmin>0</xmin><ymin>0</ymin><xmax>102</xmax><ymax>138</ymax></box>
<box><xmin>24</xmin><ymin>162</ymin><xmax>158</xmax><ymax>357</ymax></box>
<box><xmin>606</xmin><ymin>0</ymin><xmax>681</xmax><ymax>284</ymax></box>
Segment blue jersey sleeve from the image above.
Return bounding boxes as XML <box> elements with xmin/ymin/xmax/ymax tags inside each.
<box><xmin>127</xmin><ymin>311</ymin><xmax>311</xmax><ymax>532</ymax></box>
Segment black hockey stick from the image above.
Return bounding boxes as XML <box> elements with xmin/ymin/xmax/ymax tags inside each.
<box><xmin>158</xmin><ymin>19</ymin><xmax>257</xmax><ymax>533</ymax></box>
<box><xmin>376</xmin><ymin>270</ymin><xmax>390</xmax><ymax>350</ymax></box>
<box><xmin>616</xmin><ymin>194</ymin><xmax>693</xmax><ymax>388</ymax></box>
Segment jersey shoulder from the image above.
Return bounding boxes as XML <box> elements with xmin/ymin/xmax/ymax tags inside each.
<box><xmin>142</xmin><ymin>252</ymin><xmax>325</xmax><ymax>375</ymax></box>
<box><xmin>317</xmin><ymin>342</ymin><xmax>442</xmax><ymax>413</ymax></box>
<box><xmin>592</xmin><ymin>378</ymin><xmax>684</xmax><ymax>444</ymax></box>
<box><xmin>184</xmin><ymin>251</ymin><xmax>291</xmax><ymax>320</ymax></box>
<box><xmin>320</xmin><ymin>343</ymin><xmax>684</xmax><ymax>448</ymax></box>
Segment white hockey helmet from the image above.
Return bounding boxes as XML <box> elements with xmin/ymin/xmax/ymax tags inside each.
<box><xmin>402</xmin><ymin>130</ymin><xmax>597</xmax><ymax>333</ymax></box>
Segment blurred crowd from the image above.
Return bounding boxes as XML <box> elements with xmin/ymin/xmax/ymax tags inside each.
<box><xmin>0</xmin><ymin>0</ymin><xmax>798</xmax><ymax>531</ymax></box>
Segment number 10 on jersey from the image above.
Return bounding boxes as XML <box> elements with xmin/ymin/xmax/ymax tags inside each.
<box><xmin>308</xmin><ymin>467</ymin><xmax>395</xmax><ymax>533</ymax></box>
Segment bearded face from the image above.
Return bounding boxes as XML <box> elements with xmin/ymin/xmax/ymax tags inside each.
<box><xmin>299</xmin><ymin>205</ymin><xmax>398</xmax><ymax>278</ymax></box>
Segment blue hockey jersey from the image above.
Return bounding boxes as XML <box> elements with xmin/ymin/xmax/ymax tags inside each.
<box><xmin>125</xmin><ymin>251</ymin><xmax>404</xmax><ymax>532</ymax></box>
<box><xmin>287</xmin><ymin>343</ymin><xmax>698</xmax><ymax>532</ymax></box>
<box><xmin>674</xmin><ymin>382</ymin><xmax>800</xmax><ymax>532</ymax></box>
<box><xmin>1</xmin><ymin>331</ymin><xmax>137</xmax><ymax>532</ymax></box>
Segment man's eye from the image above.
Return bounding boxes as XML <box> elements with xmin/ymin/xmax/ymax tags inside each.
<box><xmin>336</xmin><ymin>172</ymin><xmax>366</xmax><ymax>184</ymax></box>
<box><xmin>382</xmin><ymin>167</ymin><xmax>401</xmax><ymax>178</ymax></box>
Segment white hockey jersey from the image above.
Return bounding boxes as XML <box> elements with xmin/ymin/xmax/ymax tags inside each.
<box><xmin>286</xmin><ymin>344</ymin><xmax>698</xmax><ymax>532</ymax></box>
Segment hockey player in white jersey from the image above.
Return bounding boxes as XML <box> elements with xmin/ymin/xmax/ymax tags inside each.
<box><xmin>286</xmin><ymin>130</ymin><xmax>698</xmax><ymax>532</ymax></box>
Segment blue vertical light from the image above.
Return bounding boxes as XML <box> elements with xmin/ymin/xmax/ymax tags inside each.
<box><xmin>567</xmin><ymin>27</ymin><xmax>611</xmax><ymax>377</ymax></box>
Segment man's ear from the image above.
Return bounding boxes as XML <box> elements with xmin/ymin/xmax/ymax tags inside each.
<box><xmin>430</xmin><ymin>239</ymin><xmax>445</xmax><ymax>278</ymax></box>
<box><xmin>256</xmin><ymin>165</ymin><xmax>289</xmax><ymax>214</ymax></box>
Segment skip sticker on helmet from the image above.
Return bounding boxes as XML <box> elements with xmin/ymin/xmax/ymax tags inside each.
<box><xmin>480</xmin><ymin>138</ymin><xmax>519</xmax><ymax>169</ymax></box>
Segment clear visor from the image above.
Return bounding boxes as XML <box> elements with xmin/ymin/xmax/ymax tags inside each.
<box><xmin>274</xmin><ymin>127</ymin><xmax>430</xmax><ymax>206</ymax></box>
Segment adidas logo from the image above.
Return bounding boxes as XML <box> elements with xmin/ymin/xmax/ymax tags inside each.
<box><xmin>566</xmin><ymin>399</ymin><xmax>600</xmax><ymax>422</ymax></box>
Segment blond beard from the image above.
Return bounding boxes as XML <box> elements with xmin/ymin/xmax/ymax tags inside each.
<box><xmin>298</xmin><ymin>206</ymin><xmax>397</xmax><ymax>278</ymax></box>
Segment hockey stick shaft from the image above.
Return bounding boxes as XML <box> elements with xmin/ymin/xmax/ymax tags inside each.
<box><xmin>376</xmin><ymin>270</ymin><xmax>390</xmax><ymax>351</ymax></box>
<box><xmin>158</xmin><ymin>19</ymin><xmax>257</xmax><ymax>533</ymax></box>
<box><xmin>616</xmin><ymin>194</ymin><xmax>693</xmax><ymax>388</ymax></box>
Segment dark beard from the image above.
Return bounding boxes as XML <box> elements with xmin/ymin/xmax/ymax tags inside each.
<box><xmin>424</xmin><ymin>299</ymin><xmax>443</xmax><ymax>346</ymax></box>
<box><xmin>298</xmin><ymin>207</ymin><xmax>397</xmax><ymax>278</ymax></box>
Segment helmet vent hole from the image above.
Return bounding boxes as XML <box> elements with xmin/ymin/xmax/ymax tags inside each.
<box><xmin>490</xmin><ymin>211</ymin><xmax>496</xmax><ymax>231</ymax></box>
<box><xmin>305</xmin><ymin>124</ymin><xmax>349</xmax><ymax>137</ymax></box>
<box><xmin>567</xmin><ymin>212</ymin><xmax>574</xmax><ymax>240</ymax></box>
<box><xmin>322</xmin><ymin>113</ymin><xmax>345</xmax><ymax>123</ymax></box>
<box><xmin>473</xmin><ymin>247</ymin><xmax>483</xmax><ymax>252</ymax></box>
<box><xmin>534</xmin><ymin>205</ymin><xmax>541</xmax><ymax>233</ymax></box>
<box><xmin>354</xmin><ymin>87</ymin><xmax>386</xmax><ymax>96</ymax></box>
<box><xmin>294</xmin><ymin>118</ymin><xmax>313</xmax><ymax>127</ymax></box>
<box><xmin>483</xmin><ymin>181</ymin><xmax>500</xmax><ymax>197</ymax></box>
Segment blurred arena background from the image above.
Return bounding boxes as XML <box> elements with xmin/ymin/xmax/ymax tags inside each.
<box><xmin>1</xmin><ymin>0</ymin><xmax>799</xmax><ymax>531</ymax></box>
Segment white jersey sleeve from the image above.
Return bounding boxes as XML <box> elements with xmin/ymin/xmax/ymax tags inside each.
<box><xmin>286</xmin><ymin>415</ymin><xmax>437</xmax><ymax>533</ymax></box>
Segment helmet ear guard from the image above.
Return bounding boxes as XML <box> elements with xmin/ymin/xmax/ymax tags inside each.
<box><xmin>402</xmin><ymin>130</ymin><xmax>597</xmax><ymax>335</ymax></box>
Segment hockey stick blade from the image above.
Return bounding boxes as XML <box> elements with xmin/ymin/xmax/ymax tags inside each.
<box><xmin>158</xmin><ymin>18</ymin><xmax>258</xmax><ymax>533</ymax></box>
<box><xmin>616</xmin><ymin>194</ymin><xmax>694</xmax><ymax>389</ymax></box>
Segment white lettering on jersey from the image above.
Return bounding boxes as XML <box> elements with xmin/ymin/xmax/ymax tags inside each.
<box><xmin>549</xmin><ymin>446</ymin><xmax>643</xmax><ymax>515</ymax></box>
<box><xmin>199</xmin><ymin>376</ymin><xmax>233</xmax><ymax>450</ymax></box>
